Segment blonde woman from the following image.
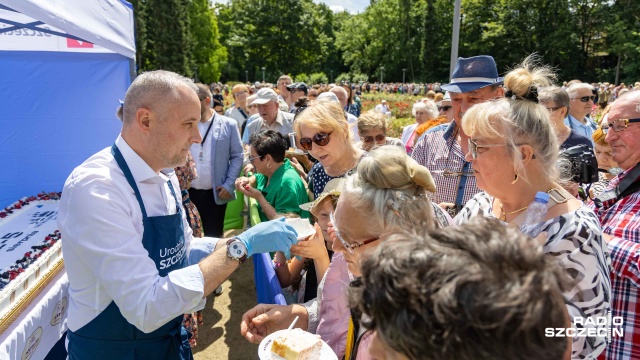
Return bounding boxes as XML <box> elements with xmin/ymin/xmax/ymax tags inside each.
<box><xmin>455</xmin><ymin>56</ymin><xmax>611</xmax><ymax>359</ymax></box>
<box><xmin>294</xmin><ymin>100</ymin><xmax>365</xmax><ymax>198</ymax></box>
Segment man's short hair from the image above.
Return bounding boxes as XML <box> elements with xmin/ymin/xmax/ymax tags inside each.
<box><xmin>566</xmin><ymin>83</ymin><xmax>594</xmax><ymax>97</ymax></box>
<box><xmin>351</xmin><ymin>219</ymin><xmax>569</xmax><ymax>360</ymax></box>
<box><xmin>195</xmin><ymin>83</ymin><xmax>212</xmax><ymax>100</ymax></box>
<box><xmin>123</xmin><ymin>70</ymin><xmax>197</xmax><ymax>124</ymax></box>
<box><xmin>277</xmin><ymin>75</ymin><xmax>292</xmax><ymax>86</ymax></box>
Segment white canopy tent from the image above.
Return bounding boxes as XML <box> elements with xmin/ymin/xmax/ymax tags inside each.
<box><xmin>0</xmin><ymin>0</ymin><xmax>135</xmax><ymax>208</ymax></box>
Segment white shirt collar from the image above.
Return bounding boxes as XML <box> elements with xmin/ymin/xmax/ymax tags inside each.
<box><xmin>115</xmin><ymin>135</ymin><xmax>171</xmax><ymax>184</ymax></box>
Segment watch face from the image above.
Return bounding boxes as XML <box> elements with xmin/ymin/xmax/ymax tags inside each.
<box><xmin>230</xmin><ymin>241</ymin><xmax>247</xmax><ymax>258</ymax></box>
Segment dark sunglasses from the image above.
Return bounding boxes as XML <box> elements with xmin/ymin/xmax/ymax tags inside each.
<box><xmin>363</xmin><ymin>134</ymin><xmax>386</xmax><ymax>143</ymax></box>
<box><xmin>438</xmin><ymin>105</ymin><xmax>452</xmax><ymax>112</ymax></box>
<box><xmin>572</xmin><ymin>95</ymin><xmax>595</xmax><ymax>103</ymax></box>
<box><xmin>299</xmin><ymin>132</ymin><xmax>332</xmax><ymax>151</ymax></box>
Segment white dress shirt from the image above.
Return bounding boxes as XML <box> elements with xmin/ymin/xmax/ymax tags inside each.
<box><xmin>190</xmin><ymin>113</ymin><xmax>215</xmax><ymax>190</ymax></box>
<box><xmin>58</xmin><ymin>135</ymin><xmax>215</xmax><ymax>333</ymax></box>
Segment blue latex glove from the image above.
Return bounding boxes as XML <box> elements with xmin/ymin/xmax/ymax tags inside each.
<box><xmin>237</xmin><ymin>218</ymin><xmax>299</xmax><ymax>258</ymax></box>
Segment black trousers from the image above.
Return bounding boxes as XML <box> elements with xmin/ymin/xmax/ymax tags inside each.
<box><xmin>188</xmin><ymin>188</ymin><xmax>227</xmax><ymax>238</ymax></box>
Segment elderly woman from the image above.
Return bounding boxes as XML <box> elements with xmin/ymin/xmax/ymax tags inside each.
<box><xmin>454</xmin><ymin>58</ymin><xmax>611</xmax><ymax>359</ymax></box>
<box><xmin>241</xmin><ymin>146</ymin><xmax>450</xmax><ymax>359</ymax></box>
<box><xmin>294</xmin><ymin>100</ymin><xmax>366</xmax><ymax>197</ymax></box>
<box><xmin>401</xmin><ymin>100</ymin><xmax>439</xmax><ymax>155</ymax></box>
<box><xmin>234</xmin><ymin>130</ymin><xmax>309</xmax><ymax>222</ymax></box>
<box><xmin>539</xmin><ymin>86</ymin><xmax>593</xmax><ymax>150</ymax></box>
<box><xmin>590</xmin><ymin>127</ymin><xmax>618</xmax><ymax>198</ymax></box>
<box><xmin>356</xmin><ymin>110</ymin><xmax>404</xmax><ymax>152</ymax></box>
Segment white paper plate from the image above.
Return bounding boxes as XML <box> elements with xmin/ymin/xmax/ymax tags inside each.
<box><xmin>258</xmin><ymin>330</ymin><xmax>337</xmax><ymax>360</ymax></box>
<box><xmin>284</xmin><ymin>218</ymin><xmax>316</xmax><ymax>240</ymax></box>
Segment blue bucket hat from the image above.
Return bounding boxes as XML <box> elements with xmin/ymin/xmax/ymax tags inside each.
<box><xmin>441</xmin><ymin>55</ymin><xmax>503</xmax><ymax>93</ymax></box>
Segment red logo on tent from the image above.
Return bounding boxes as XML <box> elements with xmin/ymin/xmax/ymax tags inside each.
<box><xmin>67</xmin><ymin>39</ymin><xmax>93</xmax><ymax>48</ymax></box>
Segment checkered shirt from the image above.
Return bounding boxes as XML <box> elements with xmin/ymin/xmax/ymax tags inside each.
<box><xmin>411</xmin><ymin>122</ymin><xmax>480</xmax><ymax>212</ymax></box>
<box><xmin>590</xmin><ymin>166</ymin><xmax>640</xmax><ymax>360</ymax></box>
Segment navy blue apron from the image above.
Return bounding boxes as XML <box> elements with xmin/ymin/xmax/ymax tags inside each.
<box><xmin>67</xmin><ymin>144</ymin><xmax>192</xmax><ymax>360</ymax></box>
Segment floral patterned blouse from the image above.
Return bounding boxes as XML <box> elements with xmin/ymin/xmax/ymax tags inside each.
<box><xmin>174</xmin><ymin>152</ymin><xmax>203</xmax><ymax>238</ymax></box>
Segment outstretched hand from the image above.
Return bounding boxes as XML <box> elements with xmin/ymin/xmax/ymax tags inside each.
<box><xmin>240</xmin><ymin>304</ymin><xmax>308</xmax><ymax>343</ymax></box>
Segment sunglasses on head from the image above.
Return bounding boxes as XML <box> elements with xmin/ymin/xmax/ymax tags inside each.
<box><xmin>438</xmin><ymin>105</ymin><xmax>452</xmax><ymax>112</ymax></box>
<box><xmin>363</xmin><ymin>134</ymin><xmax>386</xmax><ymax>143</ymax></box>
<box><xmin>572</xmin><ymin>95</ymin><xmax>595</xmax><ymax>103</ymax></box>
<box><xmin>299</xmin><ymin>132</ymin><xmax>332</xmax><ymax>151</ymax></box>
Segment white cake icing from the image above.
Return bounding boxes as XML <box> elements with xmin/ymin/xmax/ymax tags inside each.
<box><xmin>271</xmin><ymin>328</ymin><xmax>322</xmax><ymax>360</ymax></box>
<box><xmin>0</xmin><ymin>195</ymin><xmax>63</xmax><ymax>326</ymax></box>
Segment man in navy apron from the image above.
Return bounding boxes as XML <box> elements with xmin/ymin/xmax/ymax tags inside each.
<box><xmin>58</xmin><ymin>70</ymin><xmax>299</xmax><ymax>360</ymax></box>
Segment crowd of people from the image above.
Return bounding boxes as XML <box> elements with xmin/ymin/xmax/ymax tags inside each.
<box><xmin>56</xmin><ymin>53</ymin><xmax>640</xmax><ymax>360</ymax></box>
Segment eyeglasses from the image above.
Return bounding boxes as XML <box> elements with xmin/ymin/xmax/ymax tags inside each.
<box><xmin>571</xmin><ymin>95</ymin><xmax>595</xmax><ymax>103</ymax></box>
<box><xmin>363</xmin><ymin>134</ymin><xmax>386</xmax><ymax>143</ymax></box>
<box><xmin>308</xmin><ymin>94</ymin><xmax>318</xmax><ymax>99</ymax></box>
<box><xmin>602</xmin><ymin>118</ymin><xmax>640</xmax><ymax>134</ymax></box>
<box><xmin>329</xmin><ymin>211</ymin><xmax>379</xmax><ymax>254</ymax></box>
<box><xmin>438</xmin><ymin>105</ymin><xmax>452</xmax><ymax>112</ymax></box>
<box><xmin>546</xmin><ymin>106</ymin><xmax>562</xmax><ymax>113</ymax></box>
<box><xmin>215</xmin><ymin>108</ymin><xmax>224</xmax><ymax>115</ymax></box>
<box><xmin>248</xmin><ymin>154</ymin><xmax>262</xmax><ymax>163</ymax></box>
<box><xmin>233</xmin><ymin>91</ymin><xmax>248</xmax><ymax>97</ymax></box>
<box><xmin>467</xmin><ymin>139</ymin><xmax>510</xmax><ymax>160</ymax></box>
<box><xmin>299</xmin><ymin>132</ymin><xmax>332</xmax><ymax>151</ymax></box>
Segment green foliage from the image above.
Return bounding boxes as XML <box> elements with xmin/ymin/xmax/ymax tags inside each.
<box><xmin>335</xmin><ymin>73</ymin><xmax>351</xmax><ymax>83</ymax></box>
<box><xmin>188</xmin><ymin>0</ymin><xmax>227</xmax><ymax>83</ymax></box>
<box><xmin>294</xmin><ymin>73</ymin><xmax>311</xmax><ymax>84</ymax></box>
<box><xmin>146</xmin><ymin>0</ymin><xmax>194</xmax><ymax>76</ymax></box>
<box><xmin>309</xmin><ymin>72</ymin><xmax>329</xmax><ymax>84</ymax></box>
<box><xmin>352</xmin><ymin>73</ymin><xmax>369</xmax><ymax>83</ymax></box>
<box><xmin>130</xmin><ymin>0</ymin><xmax>639</xmax><ymax>84</ymax></box>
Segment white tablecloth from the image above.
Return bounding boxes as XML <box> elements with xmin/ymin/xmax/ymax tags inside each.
<box><xmin>0</xmin><ymin>269</ymin><xmax>69</xmax><ymax>360</ymax></box>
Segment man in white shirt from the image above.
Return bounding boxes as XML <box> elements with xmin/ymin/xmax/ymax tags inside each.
<box><xmin>58</xmin><ymin>70</ymin><xmax>298</xmax><ymax>360</ymax></box>
<box><xmin>189</xmin><ymin>83</ymin><xmax>243</xmax><ymax>238</ymax></box>
<box><xmin>565</xmin><ymin>83</ymin><xmax>598</xmax><ymax>145</ymax></box>
<box><xmin>276</xmin><ymin>75</ymin><xmax>293</xmax><ymax>110</ymax></box>
<box><xmin>374</xmin><ymin>99</ymin><xmax>391</xmax><ymax>115</ymax></box>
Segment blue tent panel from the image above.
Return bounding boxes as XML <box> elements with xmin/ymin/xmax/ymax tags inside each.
<box><xmin>0</xmin><ymin>51</ymin><xmax>130</xmax><ymax>207</ymax></box>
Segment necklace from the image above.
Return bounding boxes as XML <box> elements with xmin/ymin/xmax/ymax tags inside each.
<box><xmin>499</xmin><ymin>203</ymin><xmax>529</xmax><ymax>222</ymax></box>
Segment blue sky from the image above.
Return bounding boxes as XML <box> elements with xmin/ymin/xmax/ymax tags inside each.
<box><xmin>211</xmin><ymin>0</ymin><xmax>368</xmax><ymax>14</ymax></box>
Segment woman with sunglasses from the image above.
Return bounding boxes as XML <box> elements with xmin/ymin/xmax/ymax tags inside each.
<box><xmin>241</xmin><ymin>145</ymin><xmax>450</xmax><ymax>359</ymax></box>
<box><xmin>234</xmin><ymin>130</ymin><xmax>309</xmax><ymax>222</ymax></box>
<box><xmin>294</xmin><ymin>100</ymin><xmax>366</xmax><ymax>198</ymax></box>
<box><xmin>539</xmin><ymin>87</ymin><xmax>594</xmax><ymax>151</ymax></box>
<box><xmin>355</xmin><ymin>110</ymin><xmax>403</xmax><ymax>152</ymax></box>
<box><xmin>454</xmin><ymin>58</ymin><xmax>611</xmax><ymax>359</ymax></box>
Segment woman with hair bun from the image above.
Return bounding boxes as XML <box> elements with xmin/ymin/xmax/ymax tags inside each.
<box><xmin>241</xmin><ymin>145</ymin><xmax>450</xmax><ymax>359</ymax></box>
<box><xmin>455</xmin><ymin>55</ymin><xmax>611</xmax><ymax>359</ymax></box>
